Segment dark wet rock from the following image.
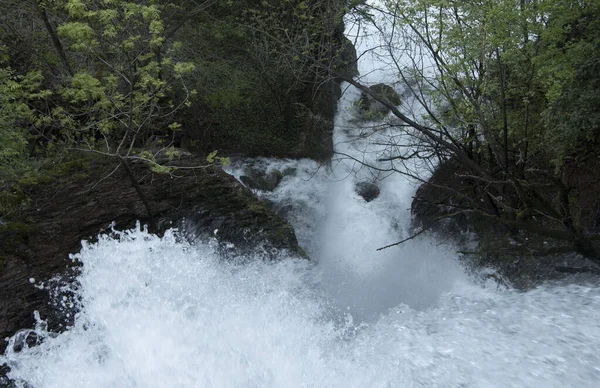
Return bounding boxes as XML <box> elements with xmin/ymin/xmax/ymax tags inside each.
<box><xmin>355</xmin><ymin>182</ymin><xmax>380</xmax><ymax>202</ymax></box>
<box><xmin>240</xmin><ymin>167</ymin><xmax>283</xmax><ymax>192</ymax></box>
<box><xmin>358</xmin><ymin>83</ymin><xmax>401</xmax><ymax>119</ymax></box>
<box><xmin>9</xmin><ymin>330</ymin><xmax>41</xmax><ymax>353</ymax></box>
<box><xmin>273</xmin><ymin>202</ymin><xmax>295</xmax><ymax>220</ymax></box>
<box><xmin>0</xmin><ymin>364</ymin><xmax>14</xmax><ymax>388</ymax></box>
<box><xmin>0</xmin><ymin>152</ymin><xmax>304</xmax><ymax>354</ymax></box>
<box><xmin>411</xmin><ymin>159</ymin><xmax>473</xmax><ymax>239</ymax></box>
<box><xmin>370</xmin><ymin>84</ymin><xmax>402</xmax><ymax>106</ymax></box>
<box><xmin>281</xmin><ymin>167</ymin><xmax>297</xmax><ymax>177</ymax></box>
<box><xmin>335</xmin><ymin>36</ymin><xmax>359</xmax><ymax>77</ymax></box>
<box><xmin>411</xmin><ymin>158</ymin><xmax>600</xmax><ymax>289</ymax></box>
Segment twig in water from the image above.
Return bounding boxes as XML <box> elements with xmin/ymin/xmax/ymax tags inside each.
<box><xmin>377</xmin><ymin>226</ymin><xmax>428</xmax><ymax>251</ymax></box>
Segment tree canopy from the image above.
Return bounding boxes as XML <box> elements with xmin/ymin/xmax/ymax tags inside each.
<box><xmin>338</xmin><ymin>0</ymin><xmax>600</xmax><ymax>259</ymax></box>
<box><xmin>1</xmin><ymin>0</ymin><xmax>598</xmax><ymax>259</ymax></box>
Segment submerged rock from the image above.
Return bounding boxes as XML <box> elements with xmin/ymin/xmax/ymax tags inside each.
<box><xmin>355</xmin><ymin>181</ymin><xmax>380</xmax><ymax>202</ymax></box>
<box><xmin>240</xmin><ymin>167</ymin><xmax>283</xmax><ymax>192</ymax></box>
<box><xmin>358</xmin><ymin>83</ymin><xmax>401</xmax><ymax>119</ymax></box>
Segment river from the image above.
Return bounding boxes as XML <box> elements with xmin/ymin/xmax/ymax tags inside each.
<box><xmin>2</xmin><ymin>7</ymin><xmax>600</xmax><ymax>388</ymax></box>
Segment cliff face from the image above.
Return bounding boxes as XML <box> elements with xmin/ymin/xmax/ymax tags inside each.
<box><xmin>176</xmin><ymin>0</ymin><xmax>358</xmax><ymax>161</ymax></box>
<box><xmin>0</xmin><ymin>153</ymin><xmax>304</xmax><ymax>353</ymax></box>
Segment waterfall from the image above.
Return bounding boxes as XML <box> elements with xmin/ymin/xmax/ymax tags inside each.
<box><xmin>2</xmin><ymin>226</ymin><xmax>599</xmax><ymax>387</ymax></box>
<box><xmin>2</xmin><ymin>9</ymin><xmax>600</xmax><ymax>388</ymax></box>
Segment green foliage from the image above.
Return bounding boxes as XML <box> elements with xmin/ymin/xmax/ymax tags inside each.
<box><xmin>536</xmin><ymin>0</ymin><xmax>600</xmax><ymax>163</ymax></box>
<box><xmin>206</xmin><ymin>150</ymin><xmax>231</xmax><ymax>167</ymax></box>
<box><xmin>2</xmin><ymin>0</ymin><xmax>346</xmax><ymax>164</ymax></box>
<box><xmin>0</xmin><ymin>59</ymin><xmax>50</xmax><ymax>170</ymax></box>
<box><xmin>0</xmin><ymin>67</ymin><xmax>28</xmax><ymax>165</ymax></box>
<box><xmin>50</xmin><ymin>0</ymin><xmax>197</xmax><ymax>152</ymax></box>
<box><xmin>386</xmin><ymin>0</ymin><xmax>600</xmax><ymax>169</ymax></box>
<box><xmin>382</xmin><ymin>0</ymin><xmax>594</xmax><ymax>169</ymax></box>
<box><xmin>371</xmin><ymin>0</ymin><xmax>600</xmax><ymax>257</ymax></box>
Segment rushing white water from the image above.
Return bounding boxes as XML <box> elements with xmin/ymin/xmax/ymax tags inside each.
<box><xmin>2</xmin><ymin>227</ymin><xmax>600</xmax><ymax>388</ymax></box>
<box><xmin>4</xmin><ymin>91</ymin><xmax>600</xmax><ymax>388</ymax></box>
<box><xmin>3</xmin><ymin>8</ymin><xmax>600</xmax><ymax>388</ymax></box>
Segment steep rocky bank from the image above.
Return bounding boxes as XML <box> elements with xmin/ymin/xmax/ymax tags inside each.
<box><xmin>411</xmin><ymin>158</ymin><xmax>600</xmax><ymax>289</ymax></box>
<box><xmin>0</xmin><ymin>153</ymin><xmax>304</xmax><ymax>354</ymax></box>
<box><xmin>177</xmin><ymin>0</ymin><xmax>358</xmax><ymax>161</ymax></box>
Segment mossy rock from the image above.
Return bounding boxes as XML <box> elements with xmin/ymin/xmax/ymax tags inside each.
<box><xmin>47</xmin><ymin>158</ymin><xmax>91</xmax><ymax>180</ymax></box>
<box><xmin>240</xmin><ymin>167</ymin><xmax>283</xmax><ymax>192</ymax></box>
<box><xmin>16</xmin><ymin>172</ymin><xmax>54</xmax><ymax>189</ymax></box>
<box><xmin>169</xmin><ymin>166</ymin><xmax>303</xmax><ymax>257</ymax></box>
<box><xmin>2</xmin><ymin>157</ymin><xmax>93</xmax><ymax>220</ymax></box>
<box><xmin>0</xmin><ymin>190</ymin><xmax>28</xmax><ymax>215</ymax></box>
<box><xmin>0</xmin><ymin>152</ymin><xmax>306</xmax><ymax>359</ymax></box>
<box><xmin>370</xmin><ymin>83</ymin><xmax>401</xmax><ymax>106</ymax></box>
<box><xmin>358</xmin><ymin>83</ymin><xmax>401</xmax><ymax>120</ymax></box>
<box><xmin>0</xmin><ymin>222</ymin><xmax>39</xmax><ymax>241</ymax></box>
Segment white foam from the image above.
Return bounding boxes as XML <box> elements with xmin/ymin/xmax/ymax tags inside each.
<box><xmin>3</xmin><ymin>4</ymin><xmax>600</xmax><ymax>386</ymax></box>
<box><xmin>2</xmin><ymin>228</ymin><xmax>599</xmax><ymax>387</ymax></box>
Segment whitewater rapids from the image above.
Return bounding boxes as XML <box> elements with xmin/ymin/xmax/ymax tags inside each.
<box><xmin>3</xmin><ymin>69</ymin><xmax>600</xmax><ymax>388</ymax></box>
<box><xmin>1</xmin><ymin>225</ymin><xmax>599</xmax><ymax>387</ymax></box>
<box><xmin>3</xmin><ymin>9</ymin><xmax>600</xmax><ymax>387</ymax></box>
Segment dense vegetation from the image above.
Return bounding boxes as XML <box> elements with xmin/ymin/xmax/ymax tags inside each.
<box><xmin>1</xmin><ymin>0</ymin><xmax>599</xmax><ymax>260</ymax></box>
<box><xmin>0</xmin><ymin>0</ymin><xmax>349</xmax><ymax>162</ymax></box>
<box><xmin>0</xmin><ymin>0</ymin><xmax>351</xmax><ymax>226</ymax></box>
<box><xmin>345</xmin><ymin>0</ymin><xmax>600</xmax><ymax>260</ymax></box>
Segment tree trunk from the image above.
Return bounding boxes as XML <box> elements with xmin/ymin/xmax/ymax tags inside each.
<box><xmin>32</xmin><ymin>0</ymin><xmax>74</xmax><ymax>77</ymax></box>
<box><xmin>120</xmin><ymin>157</ymin><xmax>158</xmax><ymax>233</ymax></box>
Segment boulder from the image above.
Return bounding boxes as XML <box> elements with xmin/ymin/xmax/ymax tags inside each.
<box><xmin>240</xmin><ymin>167</ymin><xmax>283</xmax><ymax>192</ymax></box>
<box><xmin>281</xmin><ymin>167</ymin><xmax>297</xmax><ymax>177</ymax></box>
<box><xmin>358</xmin><ymin>83</ymin><xmax>401</xmax><ymax>119</ymax></box>
<box><xmin>355</xmin><ymin>181</ymin><xmax>380</xmax><ymax>202</ymax></box>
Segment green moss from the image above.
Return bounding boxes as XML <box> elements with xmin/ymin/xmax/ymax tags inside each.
<box><xmin>16</xmin><ymin>172</ymin><xmax>54</xmax><ymax>188</ymax></box>
<box><xmin>0</xmin><ymin>221</ymin><xmax>39</xmax><ymax>241</ymax></box>
<box><xmin>48</xmin><ymin>158</ymin><xmax>90</xmax><ymax>177</ymax></box>
<box><xmin>70</xmin><ymin>172</ymin><xmax>90</xmax><ymax>182</ymax></box>
<box><xmin>0</xmin><ymin>190</ymin><xmax>27</xmax><ymax>215</ymax></box>
<box><xmin>14</xmin><ymin>158</ymin><xmax>91</xmax><ymax>191</ymax></box>
<box><xmin>245</xmin><ymin>201</ymin><xmax>305</xmax><ymax>255</ymax></box>
<box><xmin>295</xmin><ymin>245</ymin><xmax>309</xmax><ymax>260</ymax></box>
<box><xmin>2</xmin><ymin>157</ymin><xmax>92</xmax><ymax>218</ymax></box>
<box><xmin>266</xmin><ymin>222</ymin><xmax>292</xmax><ymax>241</ymax></box>
<box><xmin>246</xmin><ymin>202</ymin><xmax>273</xmax><ymax>216</ymax></box>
